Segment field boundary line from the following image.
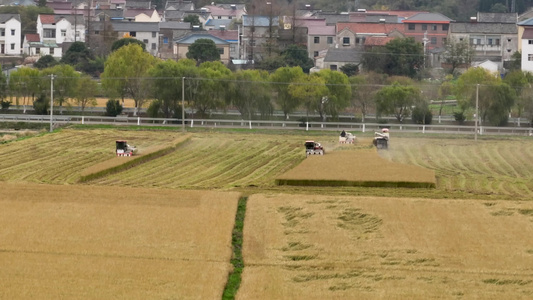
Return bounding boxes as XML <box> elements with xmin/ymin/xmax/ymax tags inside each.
<box><xmin>222</xmin><ymin>196</ymin><xmax>247</xmax><ymax>300</ymax></box>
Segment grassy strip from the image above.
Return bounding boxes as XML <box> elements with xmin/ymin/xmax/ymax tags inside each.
<box><xmin>78</xmin><ymin>136</ymin><xmax>191</xmax><ymax>182</ymax></box>
<box><xmin>275</xmin><ymin>179</ymin><xmax>436</xmax><ymax>188</ymax></box>
<box><xmin>222</xmin><ymin>196</ymin><xmax>247</xmax><ymax>300</ymax></box>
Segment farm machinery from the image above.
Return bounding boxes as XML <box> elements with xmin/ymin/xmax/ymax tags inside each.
<box><xmin>116</xmin><ymin>140</ymin><xmax>137</xmax><ymax>156</ymax></box>
<box><xmin>339</xmin><ymin>130</ymin><xmax>356</xmax><ymax>144</ymax></box>
<box><xmin>305</xmin><ymin>141</ymin><xmax>324</xmax><ymax>156</ymax></box>
<box><xmin>373</xmin><ymin>128</ymin><xmax>389</xmax><ymax>149</ymax></box>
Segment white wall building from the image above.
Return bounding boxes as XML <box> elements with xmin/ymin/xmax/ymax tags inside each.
<box><xmin>0</xmin><ymin>14</ymin><xmax>21</xmax><ymax>55</ymax></box>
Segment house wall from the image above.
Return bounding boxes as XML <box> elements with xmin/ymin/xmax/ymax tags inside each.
<box><xmin>336</xmin><ymin>29</ymin><xmax>357</xmax><ymax>49</ymax></box>
<box><xmin>307</xmin><ymin>34</ymin><xmax>335</xmax><ymax>58</ymax></box>
<box><xmin>135</xmin><ymin>12</ymin><xmax>160</xmax><ymax>22</ymax></box>
<box><xmin>521</xmin><ymin>39</ymin><xmax>533</xmax><ymax>72</ymax></box>
<box><xmin>119</xmin><ymin>30</ymin><xmax>159</xmax><ymax>56</ymax></box>
<box><xmin>0</xmin><ymin>18</ymin><xmax>21</xmax><ymax>55</ymax></box>
<box><xmin>404</xmin><ymin>22</ymin><xmax>449</xmax><ymax>50</ymax></box>
<box><xmin>449</xmin><ymin>32</ymin><xmax>517</xmax><ymax>62</ymax></box>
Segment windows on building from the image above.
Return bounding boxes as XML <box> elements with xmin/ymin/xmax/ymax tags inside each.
<box><xmin>61</xmin><ymin>30</ymin><xmax>66</xmax><ymax>37</ymax></box>
<box><xmin>330</xmin><ymin>64</ymin><xmax>337</xmax><ymax>71</ymax></box>
<box><xmin>143</xmin><ymin>39</ymin><xmax>148</xmax><ymax>43</ymax></box>
<box><xmin>0</xmin><ymin>29</ymin><xmax>4</xmax><ymax>36</ymax></box>
<box><xmin>314</xmin><ymin>36</ymin><xmax>319</xmax><ymax>43</ymax></box>
<box><xmin>43</xmin><ymin>29</ymin><xmax>55</xmax><ymax>38</ymax></box>
<box><xmin>151</xmin><ymin>43</ymin><xmax>156</xmax><ymax>50</ymax></box>
<box><xmin>408</xmin><ymin>23</ymin><xmax>415</xmax><ymax>30</ymax></box>
<box><xmin>152</xmin><ymin>31</ymin><xmax>156</xmax><ymax>38</ymax></box>
<box><xmin>163</xmin><ymin>37</ymin><xmax>168</xmax><ymax>44</ymax></box>
<box><xmin>442</xmin><ymin>24</ymin><xmax>449</xmax><ymax>31</ymax></box>
<box><xmin>431</xmin><ymin>24</ymin><xmax>437</xmax><ymax>30</ymax></box>
<box><xmin>529</xmin><ymin>54</ymin><xmax>533</xmax><ymax>61</ymax></box>
<box><xmin>422</xmin><ymin>24</ymin><xmax>427</xmax><ymax>30</ymax></box>
<box><xmin>95</xmin><ymin>30</ymin><xmax>99</xmax><ymax>35</ymax></box>
<box><xmin>528</xmin><ymin>40</ymin><xmax>533</xmax><ymax>44</ymax></box>
<box><xmin>431</xmin><ymin>37</ymin><xmax>437</xmax><ymax>44</ymax></box>
<box><xmin>327</xmin><ymin>36</ymin><xmax>333</xmax><ymax>44</ymax></box>
<box><xmin>10</xmin><ymin>43</ymin><xmax>14</xmax><ymax>50</ymax></box>
<box><xmin>11</xmin><ymin>29</ymin><xmax>14</xmax><ymax>35</ymax></box>
<box><xmin>313</xmin><ymin>51</ymin><xmax>318</xmax><ymax>57</ymax></box>
<box><xmin>36</xmin><ymin>47</ymin><xmax>40</xmax><ymax>54</ymax></box>
<box><xmin>129</xmin><ymin>31</ymin><xmax>136</xmax><ymax>37</ymax></box>
<box><xmin>342</xmin><ymin>37</ymin><xmax>350</xmax><ymax>45</ymax></box>
<box><xmin>50</xmin><ymin>48</ymin><xmax>54</xmax><ymax>55</ymax></box>
<box><xmin>442</xmin><ymin>38</ymin><xmax>447</xmax><ymax>44</ymax></box>
<box><xmin>218</xmin><ymin>47</ymin><xmax>224</xmax><ymax>54</ymax></box>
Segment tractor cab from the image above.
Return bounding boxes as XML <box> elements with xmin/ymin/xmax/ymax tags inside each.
<box><xmin>116</xmin><ymin>140</ymin><xmax>137</xmax><ymax>156</ymax></box>
<box><xmin>305</xmin><ymin>141</ymin><xmax>324</xmax><ymax>156</ymax></box>
<box><xmin>373</xmin><ymin>128</ymin><xmax>389</xmax><ymax>149</ymax></box>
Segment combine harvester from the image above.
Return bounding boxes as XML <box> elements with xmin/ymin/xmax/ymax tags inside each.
<box><xmin>116</xmin><ymin>140</ymin><xmax>137</xmax><ymax>156</ymax></box>
<box><xmin>305</xmin><ymin>141</ymin><xmax>324</xmax><ymax>157</ymax></box>
<box><xmin>373</xmin><ymin>128</ymin><xmax>389</xmax><ymax>149</ymax></box>
<box><xmin>339</xmin><ymin>130</ymin><xmax>356</xmax><ymax>144</ymax></box>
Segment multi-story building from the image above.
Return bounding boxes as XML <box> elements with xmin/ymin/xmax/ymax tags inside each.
<box><xmin>402</xmin><ymin>12</ymin><xmax>453</xmax><ymax>51</ymax></box>
<box><xmin>242</xmin><ymin>15</ymin><xmax>279</xmax><ymax>60</ymax></box>
<box><xmin>518</xmin><ymin>17</ymin><xmax>533</xmax><ymax>72</ymax></box>
<box><xmin>0</xmin><ymin>14</ymin><xmax>21</xmax><ymax>55</ymax></box>
<box><xmin>174</xmin><ymin>33</ymin><xmax>230</xmax><ymax>64</ymax></box>
<box><xmin>91</xmin><ymin>21</ymin><xmax>160</xmax><ymax>56</ymax></box>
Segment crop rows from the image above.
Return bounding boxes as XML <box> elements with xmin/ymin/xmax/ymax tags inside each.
<box><xmin>0</xmin><ymin>129</ymin><xmax>183</xmax><ymax>184</ymax></box>
<box><xmin>91</xmin><ymin>133</ymin><xmax>305</xmax><ymax>189</ymax></box>
<box><xmin>379</xmin><ymin>137</ymin><xmax>533</xmax><ymax>199</ymax></box>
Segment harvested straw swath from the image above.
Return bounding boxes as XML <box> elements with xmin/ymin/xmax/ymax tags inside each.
<box><xmin>276</xmin><ymin>149</ymin><xmax>436</xmax><ymax>188</ymax></box>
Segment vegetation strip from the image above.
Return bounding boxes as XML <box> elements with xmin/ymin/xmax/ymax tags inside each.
<box><xmin>78</xmin><ymin>135</ymin><xmax>191</xmax><ymax>182</ymax></box>
<box><xmin>222</xmin><ymin>196</ymin><xmax>247</xmax><ymax>300</ymax></box>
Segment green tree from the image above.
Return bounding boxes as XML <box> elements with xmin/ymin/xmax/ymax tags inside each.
<box><xmin>61</xmin><ymin>42</ymin><xmax>94</xmax><ymax>68</ymax></box>
<box><xmin>147</xmin><ymin>58</ymin><xmax>198</xmax><ymax>118</ymax></box>
<box><xmin>282</xmin><ymin>45</ymin><xmax>314</xmax><ymax>73</ymax></box>
<box><xmin>339</xmin><ymin>64</ymin><xmax>359</xmax><ymax>77</ymax></box>
<box><xmin>8</xmin><ymin>67</ymin><xmax>42</xmax><ymax>113</ymax></box>
<box><xmin>455</xmin><ymin>67</ymin><xmax>516</xmax><ymax>126</ymax></box>
<box><xmin>41</xmin><ymin>64</ymin><xmax>80</xmax><ymax>114</ymax></box>
<box><xmin>443</xmin><ymin>38</ymin><xmax>475</xmax><ymax>76</ymax></box>
<box><xmin>33</xmin><ymin>93</ymin><xmax>49</xmax><ymax>115</ymax></box>
<box><xmin>313</xmin><ymin>69</ymin><xmax>351</xmax><ymax>121</ymax></box>
<box><xmin>288</xmin><ymin>73</ymin><xmax>328</xmax><ymax>121</ymax></box>
<box><xmin>186</xmin><ymin>39</ymin><xmax>220</xmax><ymax>64</ymax></box>
<box><xmin>74</xmin><ymin>75</ymin><xmax>98</xmax><ymax>114</ymax></box>
<box><xmin>183</xmin><ymin>15</ymin><xmax>202</xmax><ymax>27</ymax></box>
<box><xmin>101</xmin><ymin>44</ymin><xmax>157</xmax><ymax>115</ymax></box>
<box><xmin>105</xmin><ymin>99</ymin><xmax>123</xmax><ymax>117</ymax></box>
<box><xmin>349</xmin><ymin>72</ymin><xmax>387</xmax><ymax>122</ymax></box>
<box><xmin>509</xmin><ymin>51</ymin><xmax>521</xmax><ymax>71</ymax></box>
<box><xmin>362</xmin><ymin>38</ymin><xmax>423</xmax><ymax>78</ymax></box>
<box><xmin>192</xmin><ymin>61</ymin><xmax>232</xmax><ymax>117</ymax></box>
<box><xmin>111</xmin><ymin>38</ymin><xmax>146</xmax><ymax>52</ymax></box>
<box><xmin>34</xmin><ymin>55</ymin><xmax>58</xmax><ymax>69</ymax></box>
<box><xmin>505</xmin><ymin>70</ymin><xmax>533</xmax><ymax>125</ymax></box>
<box><xmin>269</xmin><ymin>66</ymin><xmax>304</xmax><ymax>119</ymax></box>
<box><xmin>226</xmin><ymin>70</ymin><xmax>271</xmax><ymax>119</ymax></box>
<box><xmin>375</xmin><ymin>82</ymin><xmax>422</xmax><ymax>123</ymax></box>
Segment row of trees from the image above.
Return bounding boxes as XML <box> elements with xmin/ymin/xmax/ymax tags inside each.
<box><xmin>3</xmin><ymin>42</ymin><xmax>533</xmax><ymax>126</ymax></box>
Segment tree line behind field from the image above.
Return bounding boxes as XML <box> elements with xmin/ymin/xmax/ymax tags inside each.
<box><xmin>2</xmin><ymin>43</ymin><xmax>533</xmax><ymax>127</ymax></box>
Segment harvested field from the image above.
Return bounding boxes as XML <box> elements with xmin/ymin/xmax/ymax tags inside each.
<box><xmin>0</xmin><ymin>182</ymin><xmax>240</xmax><ymax>299</ymax></box>
<box><xmin>276</xmin><ymin>149</ymin><xmax>436</xmax><ymax>188</ymax></box>
<box><xmin>0</xmin><ymin>129</ymin><xmax>186</xmax><ymax>184</ymax></box>
<box><xmin>239</xmin><ymin>193</ymin><xmax>533</xmax><ymax>299</ymax></box>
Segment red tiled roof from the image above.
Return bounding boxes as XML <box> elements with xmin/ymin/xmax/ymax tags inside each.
<box><xmin>26</xmin><ymin>33</ymin><xmax>40</xmax><ymax>42</ymax></box>
<box><xmin>39</xmin><ymin>14</ymin><xmax>55</xmax><ymax>24</ymax></box>
<box><xmin>364</xmin><ymin>36</ymin><xmax>394</xmax><ymax>46</ymax></box>
<box><xmin>523</xmin><ymin>28</ymin><xmax>533</xmax><ymax>39</ymax></box>
<box><xmin>337</xmin><ymin>22</ymin><xmax>405</xmax><ymax>34</ymax></box>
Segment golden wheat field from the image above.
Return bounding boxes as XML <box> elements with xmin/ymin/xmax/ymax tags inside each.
<box><xmin>239</xmin><ymin>193</ymin><xmax>533</xmax><ymax>299</ymax></box>
<box><xmin>276</xmin><ymin>149</ymin><xmax>436</xmax><ymax>188</ymax></box>
<box><xmin>0</xmin><ymin>182</ymin><xmax>240</xmax><ymax>299</ymax></box>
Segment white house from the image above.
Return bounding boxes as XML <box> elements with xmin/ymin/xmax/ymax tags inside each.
<box><xmin>0</xmin><ymin>14</ymin><xmax>21</xmax><ymax>55</ymax></box>
<box><xmin>22</xmin><ymin>33</ymin><xmax>62</xmax><ymax>58</ymax></box>
<box><xmin>518</xmin><ymin>17</ymin><xmax>533</xmax><ymax>72</ymax></box>
<box><xmin>36</xmin><ymin>14</ymin><xmax>86</xmax><ymax>49</ymax></box>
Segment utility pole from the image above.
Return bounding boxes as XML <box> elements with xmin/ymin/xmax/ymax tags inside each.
<box><xmin>475</xmin><ymin>84</ymin><xmax>479</xmax><ymax>141</ymax></box>
<box><xmin>182</xmin><ymin>77</ymin><xmax>185</xmax><ymax>132</ymax></box>
<box><xmin>49</xmin><ymin>74</ymin><xmax>55</xmax><ymax>132</ymax></box>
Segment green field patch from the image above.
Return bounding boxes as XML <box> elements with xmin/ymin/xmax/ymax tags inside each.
<box><xmin>518</xmin><ymin>209</ymin><xmax>533</xmax><ymax>216</ymax></box>
<box><xmin>276</xmin><ymin>150</ymin><xmax>436</xmax><ymax>188</ymax></box>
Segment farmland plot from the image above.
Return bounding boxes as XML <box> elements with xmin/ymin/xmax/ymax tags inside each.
<box><xmin>90</xmin><ymin>132</ymin><xmax>307</xmax><ymax>189</ymax></box>
<box><xmin>0</xmin><ymin>129</ymin><xmax>184</xmax><ymax>184</ymax></box>
<box><xmin>0</xmin><ymin>182</ymin><xmax>240</xmax><ymax>299</ymax></box>
<box><xmin>379</xmin><ymin>137</ymin><xmax>533</xmax><ymax>198</ymax></box>
<box><xmin>240</xmin><ymin>194</ymin><xmax>533</xmax><ymax>299</ymax></box>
